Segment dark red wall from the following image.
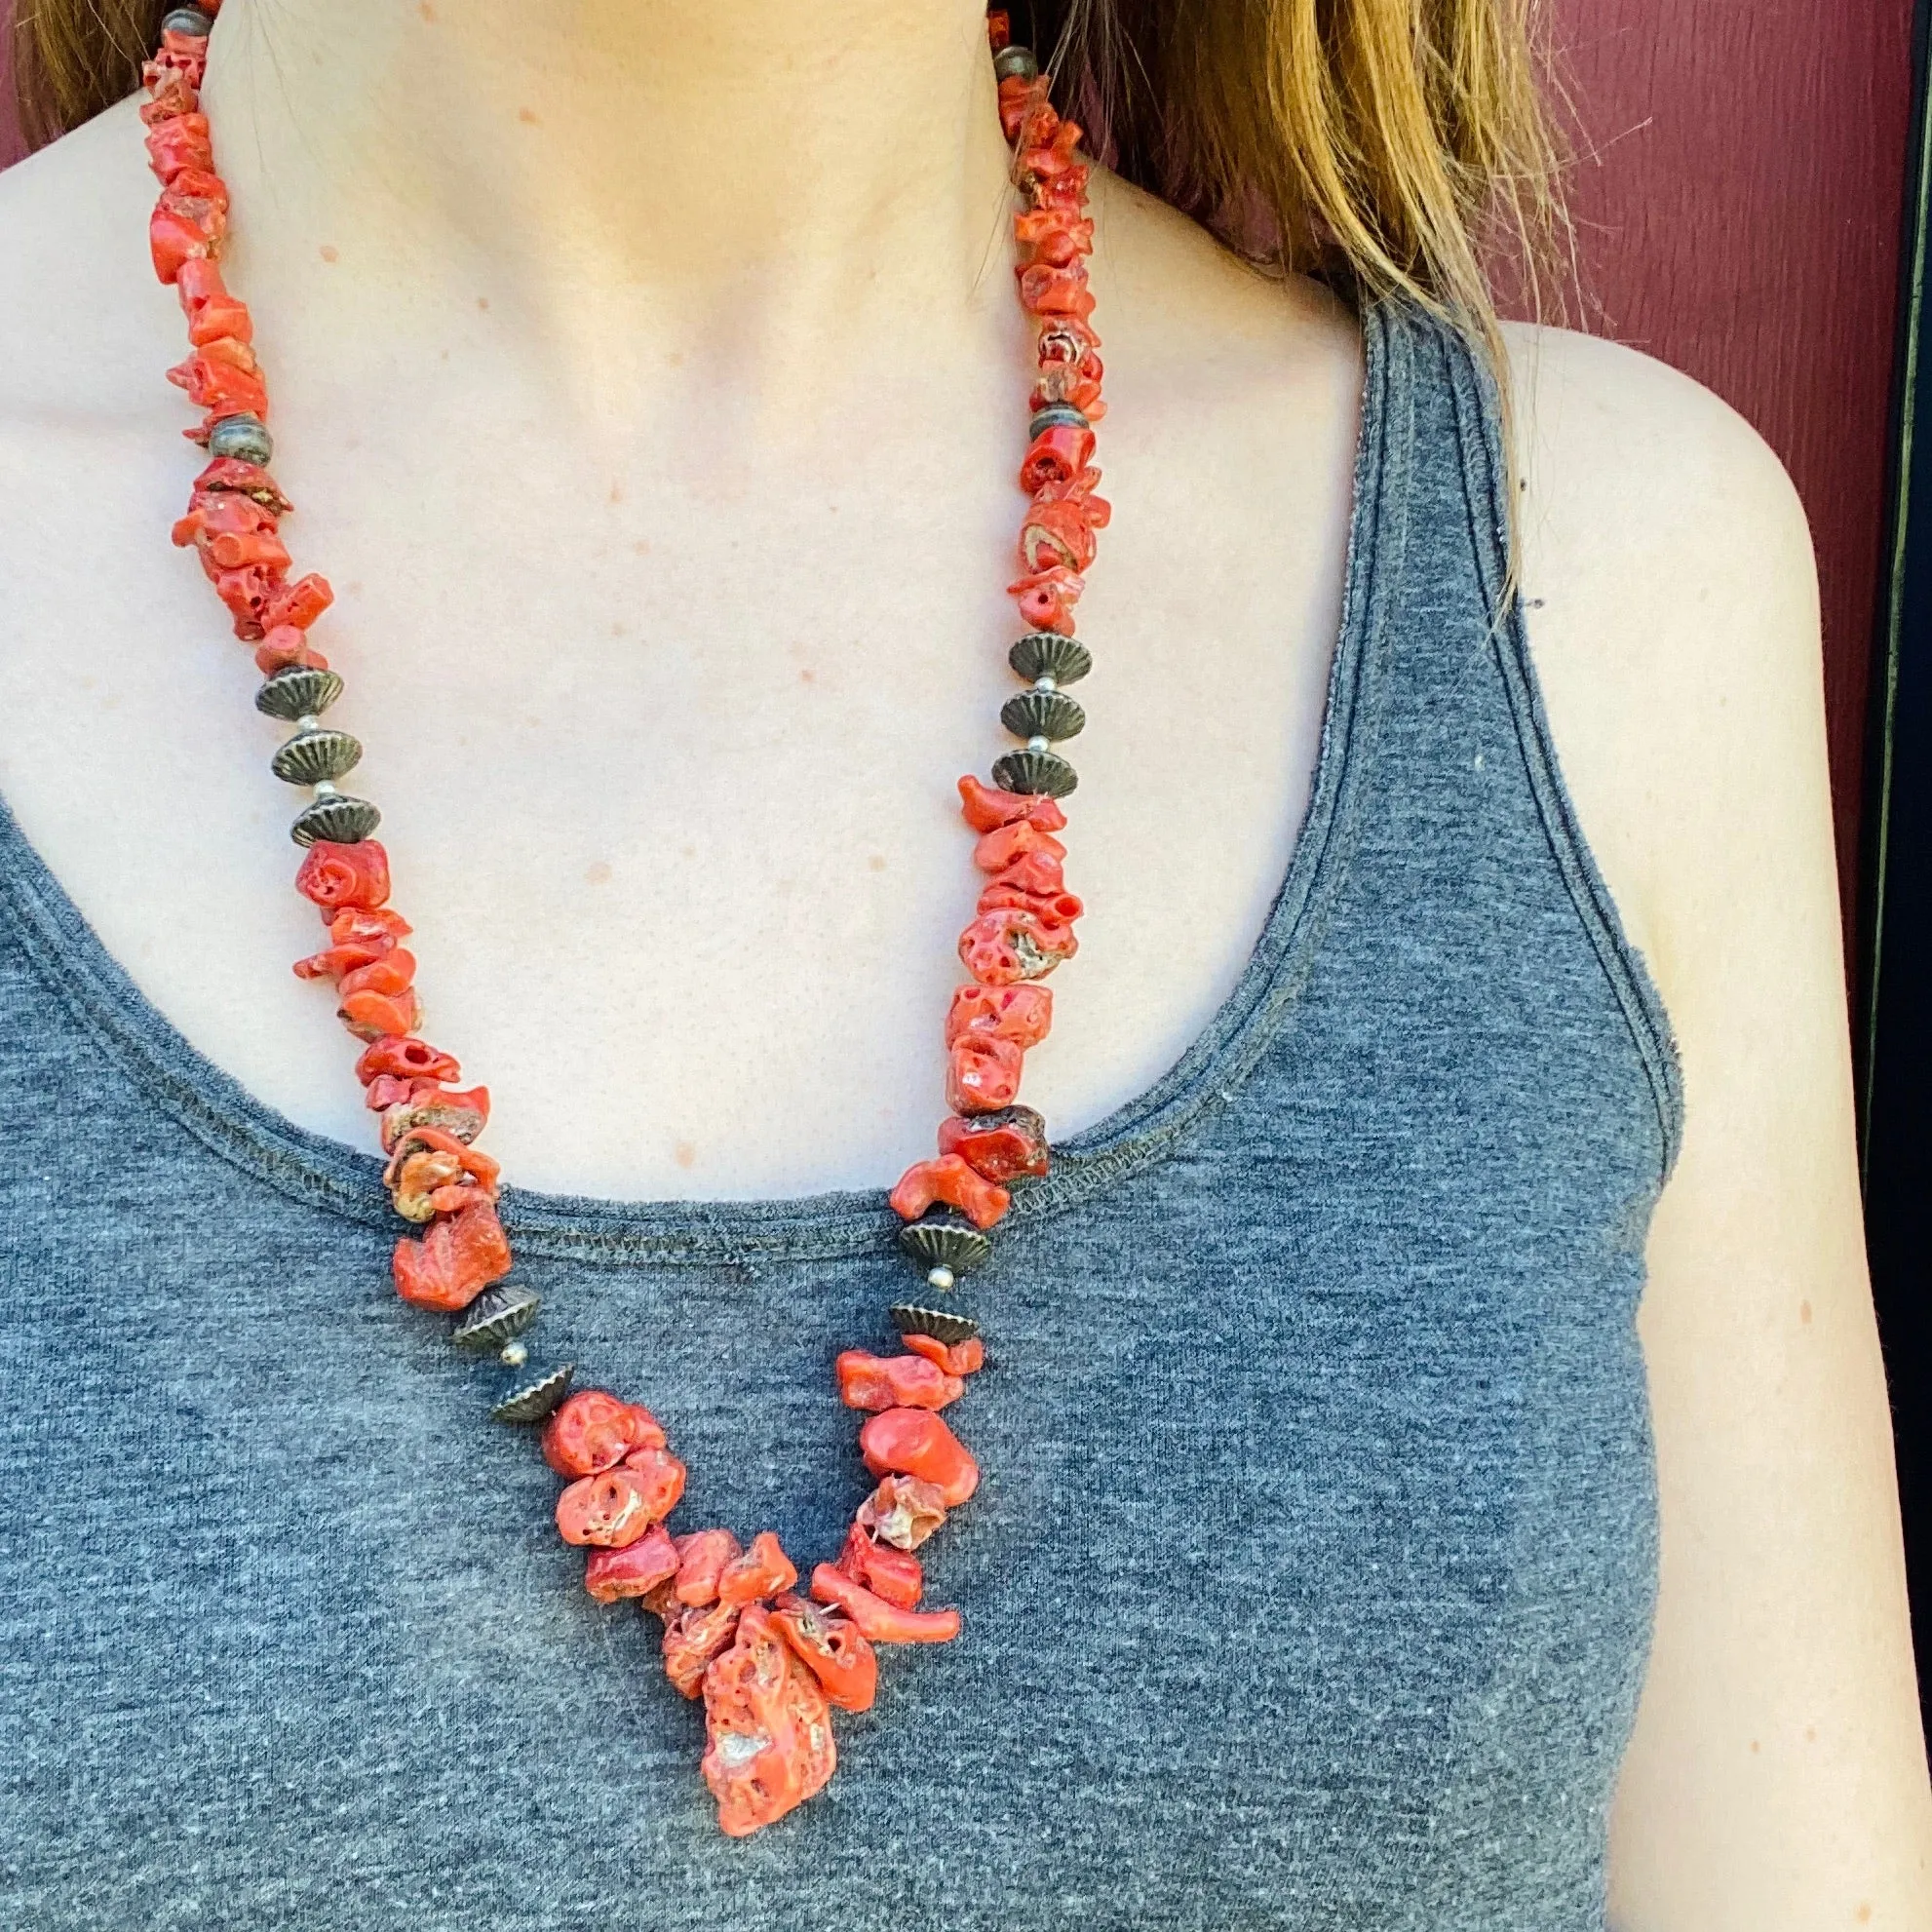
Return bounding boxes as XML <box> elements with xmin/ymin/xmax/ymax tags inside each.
<box><xmin>1530</xmin><ymin>0</ymin><xmax>1914</xmax><ymax>960</ymax></box>
<box><xmin>0</xmin><ymin>6</ymin><xmax>1915</xmax><ymax>953</ymax></box>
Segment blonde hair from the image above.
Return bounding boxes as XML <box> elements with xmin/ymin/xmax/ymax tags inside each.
<box><xmin>13</xmin><ymin>0</ymin><xmax>1563</xmax><ymax>341</ymax></box>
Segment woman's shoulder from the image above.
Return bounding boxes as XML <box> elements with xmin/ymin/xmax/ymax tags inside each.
<box><xmin>0</xmin><ymin>99</ymin><xmax>169</xmax><ymax>421</ymax></box>
<box><xmin>1501</xmin><ymin>319</ymin><xmax>1824</xmax><ymax>980</ymax></box>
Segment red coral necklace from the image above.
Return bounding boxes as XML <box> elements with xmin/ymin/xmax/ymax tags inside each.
<box><xmin>141</xmin><ymin>4</ymin><xmax>1106</xmax><ymax>1836</ymax></box>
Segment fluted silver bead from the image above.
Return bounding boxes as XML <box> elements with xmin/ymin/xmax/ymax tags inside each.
<box><xmin>290</xmin><ymin>793</ymin><xmax>381</xmax><ymax>846</ymax></box>
<box><xmin>1004</xmin><ymin>688</ymin><xmax>1086</xmax><ymax>744</ymax></box>
<box><xmin>255</xmin><ymin>665</ymin><xmax>344</xmax><ymax>721</ymax></box>
<box><xmin>1009</xmin><ymin>634</ymin><xmax>1093</xmax><ymax>686</ymax></box>
<box><xmin>272</xmin><ymin>727</ymin><xmax>363</xmax><ymax>787</ymax></box>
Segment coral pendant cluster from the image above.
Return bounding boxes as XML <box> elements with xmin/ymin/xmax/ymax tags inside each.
<box><xmin>138</xmin><ymin>2</ymin><xmax>1104</xmax><ymax>1835</ymax></box>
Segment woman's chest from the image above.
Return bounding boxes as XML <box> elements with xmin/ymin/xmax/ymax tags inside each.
<box><xmin>0</xmin><ymin>379</ymin><xmax>1349</xmax><ymax>1201</ymax></box>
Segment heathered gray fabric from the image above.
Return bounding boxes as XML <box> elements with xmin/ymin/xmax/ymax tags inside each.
<box><xmin>0</xmin><ymin>303</ymin><xmax>1681</xmax><ymax>1930</ymax></box>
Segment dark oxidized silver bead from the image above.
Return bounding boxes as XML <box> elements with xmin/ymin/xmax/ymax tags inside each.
<box><xmin>161</xmin><ymin>7</ymin><xmax>213</xmax><ymax>35</ymax></box>
<box><xmin>890</xmin><ymin>1302</ymin><xmax>982</xmax><ymax>1346</ymax></box>
<box><xmin>207</xmin><ymin>413</ymin><xmax>272</xmax><ymax>464</ymax></box>
<box><xmin>1009</xmin><ymin>633</ymin><xmax>1092</xmax><ymax>686</ymax></box>
<box><xmin>491</xmin><ymin>1362</ymin><xmax>576</xmax><ymax>1424</ymax></box>
<box><xmin>290</xmin><ymin>793</ymin><xmax>381</xmax><ymax>845</ymax></box>
<box><xmin>451</xmin><ymin>1283</ymin><xmax>542</xmax><ymax>1352</ymax></box>
<box><xmin>255</xmin><ymin>665</ymin><xmax>344</xmax><ymax>721</ymax></box>
<box><xmin>992</xmin><ymin>44</ymin><xmax>1039</xmax><ymax>82</ymax></box>
<box><xmin>1001</xmin><ymin>689</ymin><xmax>1085</xmax><ymax>743</ymax></box>
<box><xmin>271</xmin><ymin>727</ymin><xmax>363</xmax><ymax>787</ymax></box>
<box><xmin>1027</xmin><ymin>404</ymin><xmax>1089</xmax><ymax>441</ymax></box>
<box><xmin>898</xmin><ymin>1211</ymin><xmax>993</xmax><ymax>1275</ymax></box>
<box><xmin>991</xmin><ymin>748</ymin><xmax>1077</xmax><ymax>798</ymax></box>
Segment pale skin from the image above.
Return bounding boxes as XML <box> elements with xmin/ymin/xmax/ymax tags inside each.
<box><xmin>0</xmin><ymin>0</ymin><xmax>1925</xmax><ymax>1920</ymax></box>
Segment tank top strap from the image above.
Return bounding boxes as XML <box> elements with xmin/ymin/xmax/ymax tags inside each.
<box><xmin>1362</xmin><ymin>298</ymin><xmax>1685</xmax><ymax>1178</ymax></box>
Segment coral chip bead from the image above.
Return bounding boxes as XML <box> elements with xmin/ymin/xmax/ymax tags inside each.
<box><xmin>663</xmin><ymin>1600</ymin><xmax>742</xmax><ymax>1700</ymax></box>
<box><xmin>619</xmin><ymin>1445</ymin><xmax>689</xmax><ymax>1519</ymax></box>
<box><xmin>716</xmin><ymin>1530</ymin><xmax>798</xmax><ymax>1609</ymax></box>
<box><xmin>938</xmin><ymin>1105</ymin><xmax>1051</xmax><ymax>1182</ymax></box>
<box><xmin>294</xmin><ymin>838</ymin><xmax>391</xmax><ymax>911</ymax></box>
<box><xmin>854</xmin><ymin>1475</ymin><xmax>949</xmax><ymax>1551</ymax></box>
<box><xmin>947</xmin><ymin>1033</ymin><xmax>1024</xmax><ymax>1114</ymax></box>
<box><xmin>541</xmin><ymin>1389</ymin><xmax>670</xmax><ymax>1479</ymax></box>
<box><xmin>675</xmin><ymin>1528</ymin><xmax>743</xmax><ymax>1607</ymax></box>
<box><xmin>888</xmin><ymin>1155</ymin><xmax>1010</xmax><ymax>1231</ymax></box>
<box><xmin>808</xmin><ymin>1565</ymin><xmax>961</xmax><ymax>1644</ymax></box>
<box><xmin>945</xmin><ymin>983</ymin><xmax>1053</xmax><ymax>1049</ymax></box>
<box><xmin>584</xmin><ymin>1524</ymin><xmax>680</xmax><ymax>1604</ymax></box>
<box><xmin>390</xmin><ymin>1199</ymin><xmax>511</xmax><ymax>1312</ymax></box>
<box><xmin>958</xmin><ymin>906</ymin><xmax>1078</xmax><ymax>985</ymax></box>
<box><xmin>957</xmin><ymin>775</ymin><xmax>1068</xmax><ymax>834</ymax></box>
<box><xmin>772</xmin><ymin>1594</ymin><xmax>878</xmax><ymax>1714</ymax></box>
<box><xmin>834</xmin><ymin>1350</ymin><xmax>964</xmax><ymax>1413</ymax></box>
<box><xmin>556</xmin><ymin>1454</ymin><xmax>685</xmax><ymax>1548</ymax></box>
<box><xmin>857</xmin><ymin>1409</ymin><xmax>980</xmax><ymax>1506</ymax></box>
<box><xmin>700</xmin><ymin>1604</ymin><xmax>837</xmax><ymax>1836</ymax></box>
<box><xmin>901</xmin><ymin>1331</ymin><xmax>986</xmax><ymax>1378</ymax></box>
<box><xmin>355</xmin><ymin>1035</ymin><xmax>462</xmax><ymax>1086</ymax></box>
<box><xmin>834</xmin><ymin>1524</ymin><xmax>925</xmax><ymax>1607</ymax></box>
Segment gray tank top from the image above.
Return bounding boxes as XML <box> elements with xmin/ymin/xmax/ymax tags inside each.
<box><xmin>0</xmin><ymin>303</ymin><xmax>1681</xmax><ymax>1930</ymax></box>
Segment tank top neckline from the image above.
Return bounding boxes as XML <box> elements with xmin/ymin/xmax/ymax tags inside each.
<box><xmin>0</xmin><ymin>305</ymin><xmax>1415</xmax><ymax>1268</ymax></box>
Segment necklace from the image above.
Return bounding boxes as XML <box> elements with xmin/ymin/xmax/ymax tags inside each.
<box><xmin>141</xmin><ymin>3</ymin><xmax>1106</xmax><ymax>1837</ymax></box>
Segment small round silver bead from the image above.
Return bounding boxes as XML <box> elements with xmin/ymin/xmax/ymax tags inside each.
<box><xmin>926</xmin><ymin>1265</ymin><xmax>956</xmax><ymax>1293</ymax></box>
<box><xmin>1027</xmin><ymin>735</ymin><xmax>1051</xmax><ymax>753</ymax></box>
<box><xmin>1033</xmin><ymin>675</ymin><xmax>1058</xmax><ymax>693</ymax></box>
<box><xmin>500</xmin><ymin>1340</ymin><xmax>529</xmax><ymax>1368</ymax></box>
<box><xmin>992</xmin><ymin>44</ymin><xmax>1039</xmax><ymax>83</ymax></box>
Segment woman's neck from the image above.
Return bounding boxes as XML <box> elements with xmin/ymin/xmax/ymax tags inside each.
<box><xmin>196</xmin><ymin>0</ymin><xmax>1018</xmax><ymax>426</ymax></box>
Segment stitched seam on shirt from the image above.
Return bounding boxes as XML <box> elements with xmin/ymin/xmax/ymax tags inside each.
<box><xmin>1441</xmin><ymin>327</ymin><xmax>1687</xmax><ymax>1187</ymax></box>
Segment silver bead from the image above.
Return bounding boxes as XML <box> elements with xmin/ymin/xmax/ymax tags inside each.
<box><xmin>491</xmin><ymin>1362</ymin><xmax>576</xmax><ymax>1425</ymax></box>
<box><xmin>898</xmin><ymin>1212</ymin><xmax>993</xmax><ymax>1275</ymax></box>
<box><xmin>271</xmin><ymin>727</ymin><xmax>363</xmax><ymax>787</ymax></box>
<box><xmin>451</xmin><ymin>1282</ymin><xmax>542</xmax><ymax>1351</ymax></box>
<box><xmin>207</xmin><ymin>413</ymin><xmax>272</xmax><ymax>465</ymax></box>
<box><xmin>926</xmin><ymin>1265</ymin><xmax>956</xmax><ymax>1293</ymax></box>
<box><xmin>992</xmin><ymin>44</ymin><xmax>1039</xmax><ymax>83</ymax></box>
<box><xmin>1033</xmin><ymin>675</ymin><xmax>1058</xmax><ymax>693</ymax></box>
<box><xmin>290</xmin><ymin>792</ymin><xmax>381</xmax><ymax>845</ymax></box>
<box><xmin>1004</xmin><ymin>688</ymin><xmax>1087</xmax><ymax>745</ymax></box>
<box><xmin>889</xmin><ymin>1301</ymin><xmax>981</xmax><ymax>1346</ymax></box>
<box><xmin>255</xmin><ymin>665</ymin><xmax>344</xmax><ymax>721</ymax></box>
<box><xmin>499</xmin><ymin>1340</ymin><xmax>528</xmax><ymax>1369</ymax></box>
<box><xmin>991</xmin><ymin>748</ymin><xmax>1077</xmax><ymax>798</ymax></box>
<box><xmin>1009</xmin><ymin>633</ymin><xmax>1093</xmax><ymax>686</ymax></box>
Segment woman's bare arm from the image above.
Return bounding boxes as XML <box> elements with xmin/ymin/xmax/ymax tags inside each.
<box><xmin>1511</xmin><ymin>322</ymin><xmax>1932</xmax><ymax>1928</ymax></box>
